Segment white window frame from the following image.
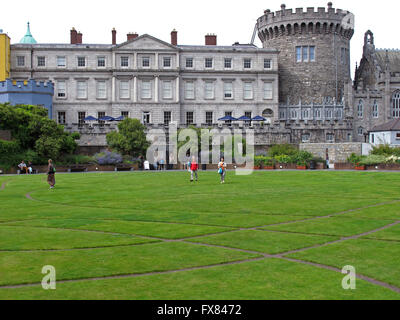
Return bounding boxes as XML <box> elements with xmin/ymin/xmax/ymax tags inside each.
<box><xmin>97</xmin><ymin>56</ymin><xmax>106</xmax><ymax>68</ymax></box>
<box><xmin>205</xmin><ymin>111</ymin><xmax>213</xmax><ymax>125</ymax></box>
<box><xmin>264</xmin><ymin>59</ymin><xmax>272</xmax><ymax>69</ymax></box>
<box><xmin>57</xmin><ymin>81</ymin><xmax>67</xmax><ymax>99</ymax></box>
<box><xmin>58</xmin><ymin>111</ymin><xmax>66</xmax><ymax>125</ymax></box>
<box><xmin>263</xmin><ymin>82</ymin><xmax>273</xmax><ymax>100</ymax></box>
<box><xmin>17</xmin><ymin>56</ymin><xmax>25</xmax><ymax>67</ymax></box>
<box><xmin>223</xmin><ymin>82</ymin><xmax>233</xmax><ymax>99</ymax></box>
<box><xmin>57</xmin><ymin>56</ymin><xmax>66</xmax><ymax>68</ymax></box>
<box><xmin>185</xmin><ymin>81</ymin><xmax>195</xmax><ymax>100</ymax></box>
<box><xmin>76</xmin><ymin>81</ymin><xmax>88</xmax><ymax>99</ymax></box>
<box><xmin>163</xmin><ymin>57</ymin><xmax>172</xmax><ymax>68</ymax></box>
<box><xmin>142</xmin><ymin>56</ymin><xmax>150</xmax><ymax>68</ymax></box>
<box><xmin>77</xmin><ymin>56</ymin><xmax>86</xmax><ymax>68</ymax></box>
<box><xmin>119</xmin><ymin>80</ymin><xmax>130</xmax><ymax>99</ymax></box>
<box><xmin>224</xmin><ymin>58</ymin><xmax>232</xmax><ymax>69</ymax></box>
<box><xmin>96</xmin><ymin>81</ymin><xmax>107</xmax><ymax>99</ymax></box>
<box><xmin>37</xmin><ymin>56</ymin><xmax>46</xmax><ymax>67</ymax></box>
<box><xmin>243</xmin><ymin>82</ymin><xmax>253</xmax><ymax>100</ymax></box>
<box><xmin>243</xmin><ymin>58</ymin><xmax>252</xmax><ymax>69</ymax></box>
<box><xmin>162</xmin><ymin>80</ymin><xmax>173</xmax><ymax>100</ymax></box>
<box><xmin>185</xmin><ymin>57</ymin><xmax>194</xmax><ymax>69</ymax></box>
<box><xmin>120</xmin><ymin>56</ymin><xmax>129</xmax><ymax>68</ymax></box>
<box><xmin>186</xmin><ymin>112</ymin><xmax>194</xmax><ymax>125</ymax></box>
<box><xmin>142</xmin><ymin>112</ymin><xmax>151</xmax><ymax>125</ymax></box>
<box><xmin>204</xmin><ymin>81</ymin><xmax>215</xmax><ymax>100</ymax></box>
<box><xmin>141</xmin><ymin>80</ymin><xmax>152</xmax><ymax>99</ymax></box>
<box><xmin>205</xmin><ymin>58</ymin><xmax>213</xmax><ymax>69</ymax></box>
<box><xmin>164</xmin><ymin>111</ymin><xmax>172</xmax><ymax>126</ymax></box>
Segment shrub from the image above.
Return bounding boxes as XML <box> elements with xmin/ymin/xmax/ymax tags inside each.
<box><xmin>274</xmin><ymin>155</ymin><xmax>293</xmax><ymax>164</ymax></box>
<box><xmin>61</xmin><ymin>154</ymin><xmax>94</xmax><ymax>165</ymax></box>
<box><xmin>94</xmin><ymin>151</ymin><xmax>123</xmax><ymax>165</ymax></box>
<box><xmin>268</xmin><ymin>144</ymin><xmax>298</xmax><ymax>157</ymax></box>
<box><xmin>254</xmin><ymin>156</ymin><xmax>264</xmax><ymax>167</ymax></box>
<box><xmin>371</xmin><ymin>144</ymin><xmax>400</xmax><ymax>157</ymax></box>
<box><xmin>293</xmin><ymin>151</ymin><xmax>313</xmax><ymax>165</ymax></box>
<box><xmin>347</xmin><ymin>153</ymin><xmax>364</xmax><ymax>165</ymax></box>
<box><xmin>262</xmin><ymin>156</ymin><xmax>276</xmax><ymax>166</ymax></box>
<box><xmin>359</xmin><ymin>155</ymin><xmax>387</xmax><ymax>166</ymax></box>
<box><xmin>0</xmin><ymin>140</ymin><xmax>20</xmax><ymax>155</ymax></box>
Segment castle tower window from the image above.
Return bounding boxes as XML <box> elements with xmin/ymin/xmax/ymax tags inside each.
<box><xmin>17</xmin><ymin>56</ymin><xmax>25</xmax><ymax>67</ymax></box>
<box><xmin>296</xmin><ymin>46</ymin><xmax>315</xmax><ymax>62</ymax></box>
<box><xmin>357</xmin><ymin>99</ymin><xmax>364</xmax><ymax>118</ymax></box>
<box><xmin>372</xmin><ymin>100</ymin><xmax>379</xmax><ymax>118</ymax></box>
<box><xmin>392</xmin><ymin>92</ymin><xmax>400</xmax><ymax>118</ymax></box>
<box><xmin>309</xmin><ymin>46</ymin><xmax>315</xmax><ymax>61</ymax></box>
<box><xmin>37</xmin><ymin>56</ymin><xmax>46</xmax><ymax>67</ymax></box>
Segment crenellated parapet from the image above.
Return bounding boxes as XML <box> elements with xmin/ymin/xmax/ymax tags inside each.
<box><xmin>0</xmin><ymin>79</ymin><xmax>54</xmax><ymax>95</ymax></box>
<box><xmin>257</xmin><ymin>2</ymin><xmax>354</xmax><ymax>42</ymax></box>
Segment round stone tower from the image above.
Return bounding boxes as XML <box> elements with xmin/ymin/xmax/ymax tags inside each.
<box><xmin>257</xmin><ymin>2</ymin><xmax>354</xmax><ymax>104</ymax></box>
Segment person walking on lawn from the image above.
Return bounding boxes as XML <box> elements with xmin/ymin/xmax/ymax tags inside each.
<box><xmin>190</xmin><ymin>156</ymin><xmax>199</xmax><ymax>182</ymax></box>
<box><xmin>47</xmin><ymin>159</ymin><xmax>56</xmax><ymax>189</ymax></box>
<box><xmin>218</xmin><ymin>157</ymin><xmax>227</xmax><ymax>184</ymax></box>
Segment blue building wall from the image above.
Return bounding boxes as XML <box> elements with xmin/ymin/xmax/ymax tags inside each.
<box><xmin>0</xmin><ymin>79</ymin><xmax>54</xmax><ymax>118</ymax></box>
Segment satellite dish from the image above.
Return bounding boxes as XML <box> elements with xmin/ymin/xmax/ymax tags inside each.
<box><xmin>341</xmin><ymin>13</ymin><xmax>355</xmax><ymax>30</ymax></box>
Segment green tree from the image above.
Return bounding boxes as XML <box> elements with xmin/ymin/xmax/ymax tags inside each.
<box><xmin>106</xmin><ymin>118</ymin><xmax>150</xmax><ymax>157</ymax></box>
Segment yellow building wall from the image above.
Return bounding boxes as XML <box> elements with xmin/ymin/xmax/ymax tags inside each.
<box><xmin>0</xmin><ymin>33</ymin><xmax>11</xmax><ymax>81</ymax></box>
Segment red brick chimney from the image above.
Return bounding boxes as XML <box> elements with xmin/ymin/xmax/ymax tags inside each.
<box><xmin>112</xmin><ymin>28</ymin><xmax>117</xmax><ymax>45</ymax></box>
<box><xmin>171</xmin><ymin>29</ymin><xmax>177</xmax><ymax>46</ymax></box>
<box><xmin>70</xmin><ymin>28</ymin><xmax>78</xmax><ymax>44</ymax></box>
<box><xmin>205</xmin><ymin>34</ymin><xmax>217</xmax><ymax>46</ymax></box>
<box><xmin>77</xmin><ymin>32</ymin><xmax>83</xmax><ymax>44</ymax></box>
<box><xmin>127</xmin><ymin>33</ymin><xmax>139</xmax><ymax>41</ymax></box>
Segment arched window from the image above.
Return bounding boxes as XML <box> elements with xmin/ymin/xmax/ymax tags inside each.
<box><xmin>372</xmin><ymin>100</ymin><xmax>379</xmax><ymax>118</ymax></box>
<box><xmin>262</xmin><ymin>109</ymin><xmax>274</xmax><ymax>118</ymax></box>
<box><xmin>357</xmin><ymin>99</ymin><xmax>364</xmax><ymax>118</ymax></box>
<box><xmin>358</xmin><ymin>127</ymin><xmax>364</xmax><ymax>136</ymax></box>
<box><xmin>392</xmin><ymin>91</ymin><xmax>400</xmax><ymax>118</ymax></box>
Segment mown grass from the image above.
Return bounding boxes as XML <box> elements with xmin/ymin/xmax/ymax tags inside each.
<box><xmin>0</xmin><ymin>171</ymin><xmax>400</xmax><ymax>299</ymax></box>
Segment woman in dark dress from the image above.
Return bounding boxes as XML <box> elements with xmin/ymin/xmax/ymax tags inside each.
<box><xmin>47</xmin><ymin>159</ymin><xmax>56</xmax><ymax>189</ymax></box>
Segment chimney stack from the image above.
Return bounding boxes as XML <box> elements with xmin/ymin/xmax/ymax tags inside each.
<box><xmin>127</xmin><ymin>33</ymin><xmax>139</xmax><ymax>41</ymax></box>
<box><xmin>171</xmin><ymin>29</ymin><xmax>177</xmax><ymax>46</ymax></box>
<box><xmin>205</xmin><ymin>34</ymin><xmax>217</xmax><ymax>46</ymax></box>
<box><xmin>112</xmin><ymin>28</ymin><xmax>117</xmax><ymax>45</ymax></box>
<box><xmin>70</xmin><ymin>28</ymin><xmax>78</xmax><ymax>44</ymax></box>
<box><xmin>77</xmin><ymin>32</ymin><xmax>83</xmax><ymax>44</ymax></box>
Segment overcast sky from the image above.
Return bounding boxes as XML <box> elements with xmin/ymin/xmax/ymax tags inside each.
<box><xmin>3</xmin><ymin>0</ymin><xmax>399</xmax><ymax>77</ymax></box>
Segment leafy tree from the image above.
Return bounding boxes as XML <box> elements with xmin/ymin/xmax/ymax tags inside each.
<box><xmin>106</xmin><ymin>118</ymin><xmax>150</xmax><ymax>157</ymax></box>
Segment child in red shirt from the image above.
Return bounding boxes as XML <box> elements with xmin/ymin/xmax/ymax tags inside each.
<box><xmin>190</xmin><ymin>156</ymin><xmax>199</xmax><ymax>182</ymax></box>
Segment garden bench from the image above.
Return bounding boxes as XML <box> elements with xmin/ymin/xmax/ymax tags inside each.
<box><xmin>115</xmin><ymin>165</ymin><xmax>133</xmax><ymax>172</ymax></box>
<box><xmin>68</xmin><ymin>165</ymin><xmax>88</xmax><ymax>173</ymax></box>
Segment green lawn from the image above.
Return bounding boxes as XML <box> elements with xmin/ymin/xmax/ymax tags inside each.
<box><xmin>0</xmin><ymin>171</ymin><xmax>399</xmax><ymax>300</ymax></box>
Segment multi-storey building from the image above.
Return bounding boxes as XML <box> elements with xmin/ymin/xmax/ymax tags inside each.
<box><xmin>0</xmin><ymin>29</ymin><xmax>11</xmax><ymax>81</ymax></box>
<box><xmin>10</xmin><ymin>29</ymin><xmax>279</xmax><ymax>147</ymax></box>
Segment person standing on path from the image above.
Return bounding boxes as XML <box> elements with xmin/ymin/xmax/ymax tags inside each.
<box><xmin>218</xmin><ymin>157</ymin><xmax>227</xmax><ymax>184</ymax></box>
<box><xmin>190</xmin><ymin>156</ymin><xmax>199</xmax><ymax>182</ymax></box>
<box><xmin>47</xmin><ymin>159</ymin><xmax>56</xmax><ymax>189</ymax></box>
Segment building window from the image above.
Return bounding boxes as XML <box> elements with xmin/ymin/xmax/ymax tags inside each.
<box><xmin>141</xmin><ymin>80</ymin><xmax>152</xmax><ymax>99</ymax></box>
<box><xmin>97</xmin><ymin>81</ymin><xmax>107</xmax><ymax>99</ymax></box>
<box><xmin>164</xmin><ymin>111</ymin><xmax>172</xmax><ymax>126</ymax></box>
<box><xmin>224</xmin><ymin>58</ymin><xmax>232</xmax><ymax>69</ymax></box>
<box><xmin>326</xmin><ymin>109</ymin><xmax>333</xmax><ymax>119</ymax></box>
<box><xmin>77</xmin><ymin>57</ymin><xmax>86</xmax><ymax>67</ymax></box>
<box><xmin>77</xmin><ymin>81</ymin><xmax>87</xmax><ymax>99</ymax></box>
<box><xmin>371</xmin><ymin>134</ymin><xmax>375</xmax><ymax>144</ymax></box>
<box><xmin>315</xmin><ymin>109</ymin><xmax>322</xmax><ymax>118</ymax></box>
<box><xmin>224</xmin><ymin>82</ymin><xmax>233</xmax><ymax>99</ymax></box>
<box><xmin>163</xmin><ymin>57</ymin><xmax>171</xmax><ymax>68</ymax></box>
<box><xmin>245</xmin><ymin>111</ymin><xmax>252</xmax><ymax>124</ymax></box>
<box><xmin>263</xmin><ymin>82</ymin><xmax>273</xmax><ymax>100</ymax></box>
<box><xmin>296</xmin><ymin>46</ymin><xmax>315</xmax><ymax>62</ymax></box>
<box><xmin>358</xmin><ymin>127</ymin><xmax>364</xmax><ymax>136</ymax></box>
<box><xmin>98</xmin><ymin>112</ymin><xmax>106</xmax><ymax>127</ymax></box>
<box><xmin>347</xmin><ymin>133</ymin><xmax>352</xmax><ymax>142</ymax></box>
<box><xmin>326</xmin><ymin>133</ymin><xmax>334</xmax><ymax>142</ymax></box>
<box><xmin>224</xmin><ymin>112</ymin><xmax>233</xmax><ymax>125</ymax></box>
<box><xmin>357</xmin><ymin>99</ymin><xmax>364</xmax><ymax>118</ymax></box>
<box><xmin>290</xmin><ymin>109</ymin><xmax>298</xmax><ymax>119</ymax></box>
<box><xmin>143</xmin><ymin>112</ymin><xmax>151</xmax><ymax>125</ymax></box>
<box><xmin>243</xmin><ymin>58</ymin><xmax>252</xmax><ymax>69</ymax></box>
<box><xmin>57</xmin><ymin>56</ymin><xmax>66</xmax><ymax>67</ymax></box>
<box><xmin>185</xmin><ymin>81</ymin><xmax>195</xmax><ymax>99</ymax></box>
<box><xmin>243</xmin><ymin>82</ymin><xmax>253</xmax><ymax>100</ymax></box>
<box><xmin>57</xmin><ymin>81</ymin><xmax>66</xmax><ymax>98</ymax></box>
<box><xmin>205</xmin><ymin>58</ymin><xmax>213</xmax><ymax>69</ymax></box>
<box><xmin>120</xmin><ymin>56</ymin><xmax>129</xmax><ymax>68</ymax></box>
<box><xmin>396</xmin><ymin>133</ymin><xmax>400</xmax><ymax>141</ymax></box>
<box><xmin>302</xmin><ymin>133</ymin><xmax>311</xmax><ymax>143</ymax></box>
<box><xmin>302</xmin><ymin>109</ymin><xmax>310</xmax><ymax>119</ymax></box>
<box><xmin>373</xmin><ymin>100</ymin><xmax>379</xmax><ymax>118</ymax></box>
<box><xmin>205</xmin><ymin>81</ymin><xmax>214</xmax><ymax>99</ymax></box>
<box><xmin>17</xmin><ymin>56</ymin><xmax>25</xmax><ymax>67</ymax></box>
<box><xmin>392</xmin><ymin>91</ymin><xmax>400</xmax><ymax>118</ymax></box>
<box><xmin>78</xmin><ymin>112</ymin><xmax>86</xmax><ymax>127</ymax></box>
<box><xmin>142</xmin><ymin>57</ymin><xmax>150</xmax><ymax>68</ymax></box>
<box><xmin>121</xmin><ymin>111</ymin><xmax>129</xmax><ymax>118</ymax></box>
<box><xmin>186</xmin><ymin>112</ymin><xmax>194</xmax><ymax>125</ymax></box>
<box><xmin>120</xmin><ymin>81</ymin><xmax>130</xmax><ymax>99</ymax></box>
<box><xmin>58</xmin><ymin>112</ymin><xmax>66</xmax><ymax>125</ymax></box>
<box><xmin>185</xmin><ymin>58</ymin><xmax>193</xmax><ymax>68</ymax></box>
<box><xmin>206</xmin><ymin>112</ymin><xmax>213</xmax><ymax>126</ymax></box>
<box><xmin>279</xmin><ymin>110</ymin><xmax>286</xmax><ymax>119</ymax></box>
<box><xmin>97</xmin><ymin>56</ymin><xmax>106</xmax><ymax>68</ymax></box>
<box><xmin>162</xmin><ymin>81</ymin><xmax>173</xmax><ymax>99</ymax></box>
<box><xmin>264</xmin><ymin>59</ymin><xmax>272</xmax><ymax>69</ymax></box>
<box><xmin>37</xmin><ymin>56</ymin><xmax>46</xmax><ymax>67</ymax></box>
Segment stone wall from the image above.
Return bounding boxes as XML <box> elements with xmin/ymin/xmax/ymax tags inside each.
<box><xmin>299</xmin><ymin>143</ymin><xmax>364</xmax><ymax>163</ymax></box>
